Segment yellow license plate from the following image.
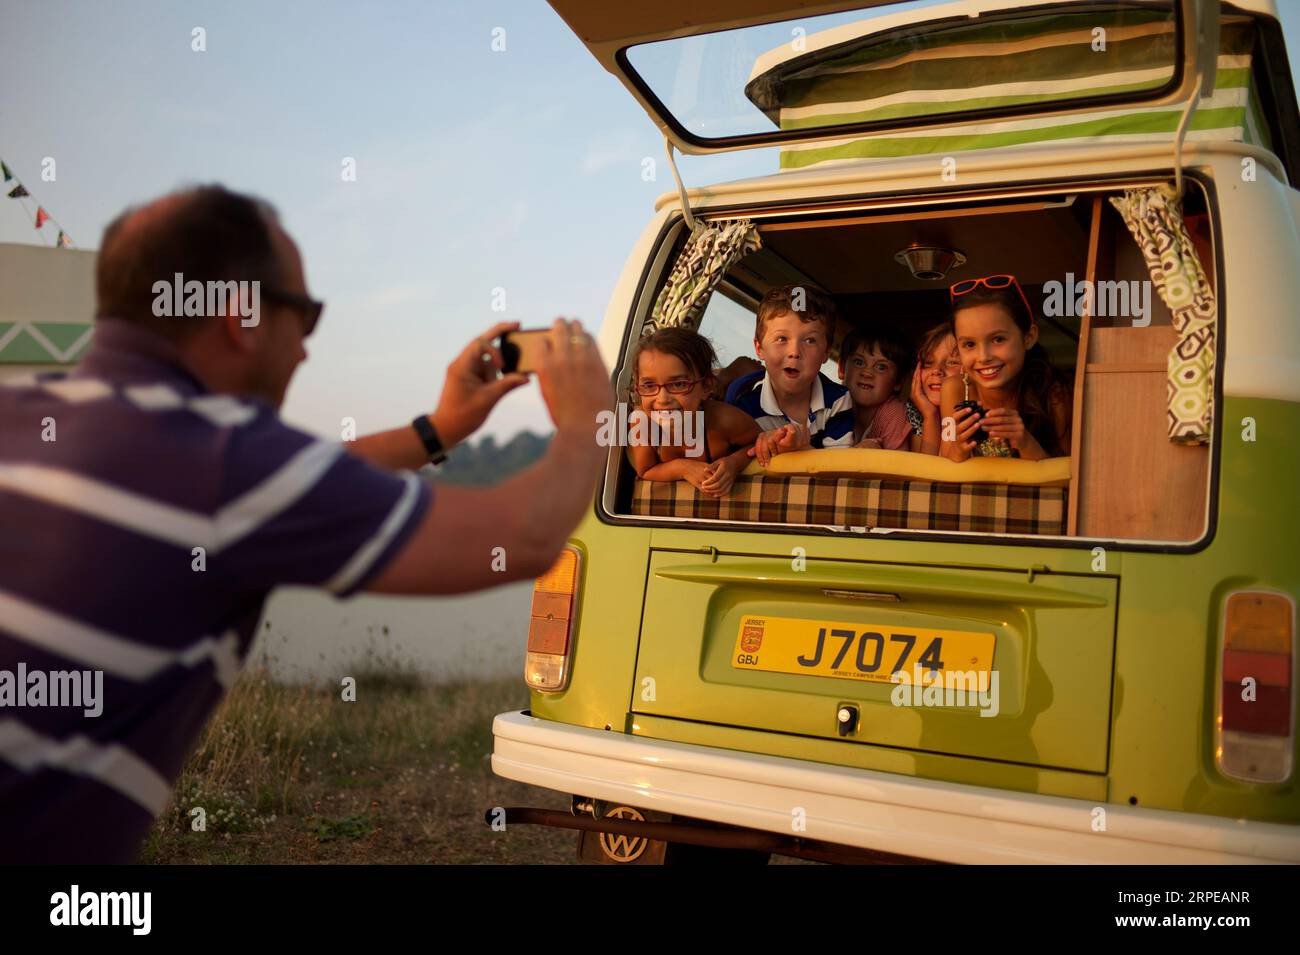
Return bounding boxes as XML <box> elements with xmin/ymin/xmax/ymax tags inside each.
<box><xmin>732</xmin><ymin>614</ymin><xmax>995</xmax><ymax>685</ymax></box>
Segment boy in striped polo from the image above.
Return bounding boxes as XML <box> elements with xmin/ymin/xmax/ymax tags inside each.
<box><xmin>724</xmin><ymin>284</ymin><xmax>852</xmax><ymax>464</ymax></box>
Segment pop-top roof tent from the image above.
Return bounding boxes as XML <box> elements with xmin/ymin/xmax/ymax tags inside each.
<box><xmin>744</xmin><ymin>3</ymin><xmax>1278</xmax><ymax>170</ymax></box>
<box><xmin>550</xmin><ymin>0</ymin><xmax>1299</xmax><ymax>183</ymax></box>
<box><xmin>0</xmin><ymin>242</ymin><xmax>95</xmax><ymax>379</ymax></box>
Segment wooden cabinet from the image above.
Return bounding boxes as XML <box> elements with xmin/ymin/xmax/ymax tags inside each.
<box><xmin>1069</xmin><ymin>196</ymin><xmax>1211</xmax><ymax>542</ymax></box>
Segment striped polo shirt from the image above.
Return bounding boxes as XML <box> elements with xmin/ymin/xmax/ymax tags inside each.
<box><xmin>0</xmin><ymin>318</ymin><xmax>431</xmax><ymax>862</ymax></box>
<box><xmin>725</xmin><ymin>369</ymin><xmax>854</xmax><ymax>448</ymax></box>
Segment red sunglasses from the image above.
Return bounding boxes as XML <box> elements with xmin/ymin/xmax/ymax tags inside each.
<box><xmin>949</xmin><ymin>274</ymin><xmax>1034</xmax><ymax>321</ymax></box>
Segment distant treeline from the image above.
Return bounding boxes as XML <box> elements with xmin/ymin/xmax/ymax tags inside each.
<box><xmin>423</xmin><ymin>430</ymin><xmax>552</xmax><ymax>486</ymax></box>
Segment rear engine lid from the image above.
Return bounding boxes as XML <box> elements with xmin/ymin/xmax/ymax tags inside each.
<box><xmin>634</xmin><ymin>549</ymin><xmax>1117</xmax><ymax>773</ymax></box>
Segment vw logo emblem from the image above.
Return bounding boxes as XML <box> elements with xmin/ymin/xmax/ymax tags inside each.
<box><xmin>599</xmin><ymin>806</ymin><xmax>648</xmax><ymax>862</ymax></box>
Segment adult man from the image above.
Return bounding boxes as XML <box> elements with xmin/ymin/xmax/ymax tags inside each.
<box><xmin>0</xmin><ymin>184</ymin><xmax>612</xmax><ymax>862</ymax></box>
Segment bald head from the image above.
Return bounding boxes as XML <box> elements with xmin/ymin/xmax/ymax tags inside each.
<box><xmin>95</xmin><ymin>185</ymin><xmax>288</xmax><ymax>340</ymax></box>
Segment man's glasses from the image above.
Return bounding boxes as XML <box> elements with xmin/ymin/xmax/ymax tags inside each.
<box><xmin>949</xmin><ymin>273</ymin><xmax>1034</xmax><ymax>321</ymax></box>
<box><xmin>634</xmin><ymin>377</ymin><xmax>706</xmax><ymax>397</ymax></box>
<box><xmin>262</xmin><ymin>287</ymin><xmax>324</xmax><ymax>338</ymax></box>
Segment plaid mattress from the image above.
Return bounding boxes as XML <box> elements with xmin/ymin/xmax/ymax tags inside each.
<box><xmin>631</xmin><ymin>474</ymin><xmax>1067</xmax><ymax>535</ymax></box>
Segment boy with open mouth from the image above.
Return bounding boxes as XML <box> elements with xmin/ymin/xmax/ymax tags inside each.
<box><xmin>725</xmin><ymin>284</ymin><xmax>852</xmax><ymax>464</ymax></box>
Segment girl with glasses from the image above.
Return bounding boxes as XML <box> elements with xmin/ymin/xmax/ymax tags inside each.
<box><xmin>940</xmin><ymin>276</ymin><xmax>1072</xmax><ymax>461</ymax></box>
<box><xmin>627</xmin><ymin>327</ymin><xmax>760</xmax><ymax>497</ymax></box>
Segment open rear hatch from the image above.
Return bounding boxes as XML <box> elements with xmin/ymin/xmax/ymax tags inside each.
<box><xmin>635</xmin><ymin>549</ymin><xmax>1117</xmax><ymax>772</ymax></box>
<box><xmin>549</xmin><ymin>0</ymin><xmax>1216</xmax><ymax>155</ymax></box>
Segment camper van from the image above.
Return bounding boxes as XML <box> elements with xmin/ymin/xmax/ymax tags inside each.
<box><xmin>490</xmin><ymin>0</ymin><xmax>1300</xmax><ymax>864</ymax></box>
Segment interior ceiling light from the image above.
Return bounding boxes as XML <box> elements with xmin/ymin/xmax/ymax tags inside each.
<box><xmin>894</xmin><ymin>245</ymin><xmax>967</xmax><ymax>281</ymax></box>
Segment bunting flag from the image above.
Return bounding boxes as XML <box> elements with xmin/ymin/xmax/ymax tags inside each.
<box><xmin>1</xmin><ymin>157</ymin><xmax>75</xmax><ymax>247</ymax></box>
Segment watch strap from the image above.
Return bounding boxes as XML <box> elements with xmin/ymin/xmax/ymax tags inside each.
<box><xmin>411</xmin><ymin>415</ymin><xmax>448</xmax><ymax>465</ymax></box>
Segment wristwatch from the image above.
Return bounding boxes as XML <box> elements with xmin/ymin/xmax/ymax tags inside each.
<box><xmin>411</xmin><ymin>414</ymin><xmax>448</xmax><ymax>465</ymax></box>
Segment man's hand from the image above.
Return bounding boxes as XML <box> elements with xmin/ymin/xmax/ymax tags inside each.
<box><xmin>367</xmin><ymin>317</ymin><xmax>614</xmax><ymax>597</ymax></box>
<box><xmin>431</xmin><ymin>321</ymin><xmax>532</xmax><ymax>448</ymax></box>
<box><xmin>535</xmin><ymin>317</ymin><xmax>613</xmax><ymax>440</ymax></box>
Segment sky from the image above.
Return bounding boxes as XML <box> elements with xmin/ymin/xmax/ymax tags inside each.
<box><xmin>4</xmin><ymin>0</ymin><xmax>1299</xmax><ymax>441</ymax></box>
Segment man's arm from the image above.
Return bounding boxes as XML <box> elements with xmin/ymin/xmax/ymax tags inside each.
<box><xmin>365</xmin><ymin>318</ymin><xmax>612</xmax><ymax>595</ymax></box>
<box><xmin>365</xmin><ymin>429</ymin><xmax>604</xmax><ymax>593</ymax></box>
<box><xmin>347</xmin><ymin>414</ymin><xmax>445</xmax><ymax>472</ymax></box>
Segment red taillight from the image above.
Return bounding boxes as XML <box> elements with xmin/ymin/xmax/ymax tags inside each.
<box><xmin>1218</xmin><ymin>591</ymin><xmax>1295</xmax><ymax>782</ymax></box>
<box><xmin>524</xmin><ymin>547</ymin><xmax>580</xmax><ymax>692</ymax></box>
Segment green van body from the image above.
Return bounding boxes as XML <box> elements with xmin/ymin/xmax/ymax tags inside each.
<box><xmin>493</xmin><ymin>0</ymin><xmax>1300</xmax><ymax>862</ymax></box>
<box><xmin>531</xmin><ymin>391</ymin><xmax>1297</xmax><ymax>820</ymax></box>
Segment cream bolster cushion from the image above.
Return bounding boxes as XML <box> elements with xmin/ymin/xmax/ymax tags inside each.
<box><xmin>739</xmin><ymin>448</ymin><xmax>1071</xmax><ymax>486</ymax></box>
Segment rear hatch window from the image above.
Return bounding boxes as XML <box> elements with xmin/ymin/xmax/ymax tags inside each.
<box><xmin>625</xmin><ymin>2</ymin><xmax>1184</xmax><ymax>144</ymax></box>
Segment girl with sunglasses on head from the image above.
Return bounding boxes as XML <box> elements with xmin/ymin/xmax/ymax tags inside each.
<box><xmin>939</xmin><ymin>275</ymin><xmax>1072</xmax><ymax>461</ymax></box>
<box><xmin>627</xmin><ymin>326</ymin><xmax>760</xmax><ymax>497</ymax></box>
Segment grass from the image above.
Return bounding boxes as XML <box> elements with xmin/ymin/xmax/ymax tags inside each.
<box><xmin>141</xmin><ymin>665</ymin><xmax>578</xmax><ymax>864</ymax></box>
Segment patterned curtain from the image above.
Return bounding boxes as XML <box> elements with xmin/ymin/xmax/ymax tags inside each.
<box><xmin>646</xmin><ymin>219</ymin><xmax>762</xmax><ymax>334</ymax></box>
<box><xmin>1109</xmin><ymin>185</ymin><xmax>1216</xmax><ymax>445</ymax></box>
